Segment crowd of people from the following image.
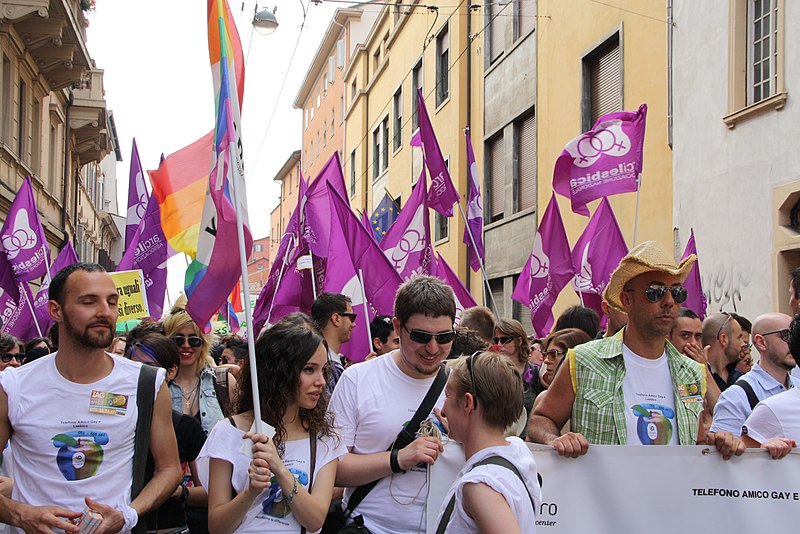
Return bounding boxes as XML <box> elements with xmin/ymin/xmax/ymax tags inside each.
<box><xmin>0</xmin><ymin>240</ymin><xmax>798</xmax><ymax>533</ymax></box>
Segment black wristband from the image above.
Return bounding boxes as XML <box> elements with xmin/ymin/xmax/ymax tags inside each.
<box><xmin>390</xmin><ymin>447</ymin><xmax>404</xmax><ymax>473</ymax></box>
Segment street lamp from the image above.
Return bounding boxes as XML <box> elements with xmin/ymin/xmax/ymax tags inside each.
<box><xmin>252</xmin><ymin>4</ymin><xmax>279</xmax><ymax>35</ymax></box>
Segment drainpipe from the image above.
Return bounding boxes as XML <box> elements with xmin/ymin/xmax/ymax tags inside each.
<box><xmin>465</xmin><ymin>2</ymin><xmax>473</xmax><ymax>293</ymax></box>
<box><xmin>667</xmin><ymin>0</ymin><xmax>673</xmax><ymax>148</ymax></box>
<box><xmin>61</xmin><ymin>88</ymin><xmax>73</xmax><ymax>244</ymax></box>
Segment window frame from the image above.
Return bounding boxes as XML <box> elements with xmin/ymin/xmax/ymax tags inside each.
<box><xmin>436</xmin><ymin>24</ymin><xmax>450</xmax><ymax>107</ymax></box>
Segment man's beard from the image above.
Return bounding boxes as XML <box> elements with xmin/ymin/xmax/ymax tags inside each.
<box><xmin>63</xmin><ymin>315</ymin><xmax>114</xmax><ymax>349</ymax></box>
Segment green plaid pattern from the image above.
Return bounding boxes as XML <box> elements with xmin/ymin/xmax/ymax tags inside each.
<box><xmin>569</xmin><ymin>328</ymin><xmax>705</xmax><ymax>445</ymax></box>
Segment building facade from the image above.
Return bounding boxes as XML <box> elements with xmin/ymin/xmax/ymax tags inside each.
<box><xmin>247</xmin><ymin>235</ymin><xmax>271</xmax><ymax>295</ymax></box>
<box><xmin>268</xmin><ymin>149</ymin><xmax>301</xmax><ymax>263</ymax></box>
<box><xmin>672</xmin><ymin>0</ymin><xmax>797</xmax><ymax>318</ymax></box>
<box><xmin>0</xmin><ymin>1</ymin><xmax>116</xmax><ymax>275</ymax></box>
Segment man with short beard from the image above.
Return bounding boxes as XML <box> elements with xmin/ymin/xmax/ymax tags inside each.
<box><xmin>528</xmin><ymin>242</ymin><xmax>744</xmax><ymax>460</ymax></box>
<box><xmin>703</xmin><ymin>313</ymin><xmax>748</xmax><ymax>392</ymax></box>
<box><xmin>0</xmin><ymin>263</ymin><xmax>180</xmax><ymax>533</ymax></box>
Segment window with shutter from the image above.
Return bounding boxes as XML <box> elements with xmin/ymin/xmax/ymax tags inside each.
<box><xmin>515</xmin><ymin>113</ymin><xmax>536</xmax><ymax>212</ymax></box>
<box><xmin>513</xmin><ymin>275</ymin><xmax>535</xmax><ymax>334</ymax></box>
<box><xmin>583</xmin><ymin>33</ymin><xmax>621</xmax><ymax>130</ymax></box>
<box><xmin>489</xmin><ymin>0</ymin><xmax>504</xmax><ymax>63</ymax></box>
<box><xmin>488</xmin><ymin>278</ymin><xmax>505</xmax><ymax>317</ymax></box>
<box><xmin>487</xmin><ymin>134</ymin><xmax>504</xmax><ymax>222</ymax></box>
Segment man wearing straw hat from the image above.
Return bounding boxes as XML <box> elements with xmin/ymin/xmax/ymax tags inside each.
<box><xmin>528</xmin><ymin>241</ymin><xmax>745</xmax><ymax>459</ymax></box>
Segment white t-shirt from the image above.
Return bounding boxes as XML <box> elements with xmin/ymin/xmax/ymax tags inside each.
<box><xmin>197</xmin><ymin>420</ymin><xmax>346</xmax><ymax>534</ymax></box>
<box><xmin>434</xmin><ymin>437</ymin><xmax>541</xmax><ymax>533</ymax></box>
<box><xmin>621</xmin><ymin>345</ymin><xmax>679</xmax><ymax>446</ymax></box>
<box><xmin>0</xmin><ymin>353</ymin><xmax>165</xmax><ymax>534</ymax></box>
<box><xmin>742</xmin><ymin>387</ymin><xmax>800</xmax><ymax>444</ymax></box>
<box><xmin>329</xmin><ymin>351</ymin><xmax>447</xmax><ymax>534</ymax></box>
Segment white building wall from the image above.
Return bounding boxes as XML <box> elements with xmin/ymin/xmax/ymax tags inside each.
<box><xmin>672</xmin><ymin>1</ymin><xmax>800</xmax><ymax>319</ymax></box>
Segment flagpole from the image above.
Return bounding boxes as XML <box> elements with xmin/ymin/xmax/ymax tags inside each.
<box><xmin>633</xmin><ymin>175</ymin><xmax>642</xmax><ymax>246</ymax></box>
<box><xmin>24</xmin><ymin>290</ymin><xmax>43</xmax><ymax>338</ymax></box>
<box><xmin>457</xmin><ymin>201</ymin><xmax>498</xmax><ymax>318</ymax></box>
<box><xmin>227</xmin><ymin>158</ymin><xmax>263</xmax><ymax>436</ymax></box>
<box><xmin>383</xmin><ymin>187</ymin><xmax>401</xmax><ymax>211</ymax></box>
<box><xmin>358</xmin><ymin>268</ymin><xmax>372</xmax><ymax>357</ymax></box>
<box><xmin>265</xmin><ymin>234</ymin><xmax>295</xmax><ymax>325</ymax></box>
<box><xmin>308</xmin><ymin>252</ymin><xmax>318</xmax><ymax>299</ymax></box>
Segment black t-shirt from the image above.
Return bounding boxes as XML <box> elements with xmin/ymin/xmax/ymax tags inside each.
<box><xmin>144</xmin><ymin>410</ymin><xmax>207</xmax><ymax>529</ymax></box>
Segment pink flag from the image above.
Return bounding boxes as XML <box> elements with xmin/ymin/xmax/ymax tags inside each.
<box><xmin>571</xmin><ymin>198</ymin><xmax>628</xmax><ymax>316</ymax></box>
<box><xmin>380</xmin><ymin>168</ymin><xmax>435</xmax><ymax>280</ymax></box>
<box><xmin>0</xmin><ymin>253</ymin><xmax>20</xmax><ymax>330</ymax></box>
<box><xmin>301</xmin><ymin>152</ymin><xmax>349</xmax><ymax>258</ymax></box>
<box><xmin>125</xmin><ymin>139</ymin><xmax>149</xmax><ymax>250</ymax></box>
<box><xmin>434</xmin><ymin>252</ymin><xmax>477</xmax><ymax>324</ymax></box>
<box><xmin>512</xmin><ymin>194</ymin><xmax>574</xmax><ymax>337</ymax></box>
<box><xmin>33</xmin><ymin>241</ymin><xmax>79</xmax><ymax>334</ymax></box>
<box><xmin>553</xmin><ymin>104</ymin><xmax>647</xmax><ymax>216</ymax></box>
<box><xmin>417</xmin><ymin>89</ymin><xmax>460</xmax><ymax>217</ymax></box>
<box><xmin>5</xmin><ymin>282</ymin><xmax>38</xmax><ymax>340</ymax></box>
<box><xmin>0</xmin><ymin>177</ymin><xmax>51</xmax><ymax>282</ymax></box>
<box><xmin>463</xmin><ymin>131</ymin><xmax>484</xmax><ymax>272</ymax></box>
<box><xmin>681</xmin><ymin>229</ymin><xmax>707</xmax><ymax>319</ymax></box>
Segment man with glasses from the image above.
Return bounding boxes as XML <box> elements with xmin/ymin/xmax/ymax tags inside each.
<box><xmin>329</xmin><ymin>276</ymin><xmax>455</xmax><ymax>534</ymax></box>
<box><xmin>311</xmin><ymin>292</ymin><xmax>357</xmax><ymax>391</ymax></box>
<box><xmin>702</xmin><ymin>313</ymin><xmax>748</xmax><ymax>392</ymax></box>
<box><xmin>0</xmin><ymin>263</ymin><xmax>181</xmax><ymax>532</ymax></box>
<box><xmin>711</xmin><ymin>313</ymin><xmax>799</xmax><ymax>438</ymax></box>
<box><xmin>528</xmin><ymin>241</ymin><xmax>744</xmax><ymax>460</ymax></box>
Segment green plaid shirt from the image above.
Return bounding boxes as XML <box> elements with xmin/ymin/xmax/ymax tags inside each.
<box><xmin>568</xmin><ymin>328</ymin><xmax>706</xmax><ymax>445</ymax></box>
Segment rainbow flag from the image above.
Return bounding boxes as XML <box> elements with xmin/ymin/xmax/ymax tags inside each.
<box><xmin>185</xmin><ymin>0</ymin><xmax>251</xmax><ymax>328</ymax></box>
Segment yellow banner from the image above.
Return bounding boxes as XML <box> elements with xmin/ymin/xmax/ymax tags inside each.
<box><xmin>110</xmin><ymin>270</ymin><xmax>150</xmax><ymax>322</ymax></box>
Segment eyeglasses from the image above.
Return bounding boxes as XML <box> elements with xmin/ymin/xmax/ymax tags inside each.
<box><xmin>716</xmin><ymin>312</ymin><xmax>733</xmax><ymax>340</ymax></box>
<box><xmin>172</xmin><ymin>335</ymin><xmax>204</xmax><ymax>348</ymax></box>
<box><xmin>404</xmin><ymin>326</ymin><xmax>456</xmax><ymax>344</ymax></box>
<box><xmin>763</xmin><ymin>329</ymin><xmax>791</xmax><ymax>343</ymax></box>
<box><xmin>466</xmin><ymin>351</ymin><xmax>481</xmax><ymax>406</ymax></box>
<box><xmin>542</xmin><ymin>349</ymin><xmax>566</xmax><ymax>360</ymax></box>
<box><xmin>492</xmin><ymin>335</ymin><xmax>516</xmax><ymax>345</ymax></box>
<box><xmin>625</xmin><ymin>285</ymin><xmax>688</xmax><ymax>304</ymax></box>
<box><xmin>0</xmin><ymin>353</ymin><xmax>25</xmax><ymax>363</ymax></box>
<box><xmin>740</xmin><ymin>343</ymin><xmax>753</xmax><ymax>354</ymax></box>
<box><xmin>338</xmin><ymin>312</ymin><xmax>358</xmax><ymax>322</ymax></box>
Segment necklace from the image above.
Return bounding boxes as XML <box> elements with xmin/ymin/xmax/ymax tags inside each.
<box><xmin>181</xmin><ymin>379</ymin><xmax>200</xmax><ymax>411</ymax></box>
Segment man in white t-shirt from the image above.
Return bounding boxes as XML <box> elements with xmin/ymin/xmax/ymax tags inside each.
<box><xmin>330</xmin><ymin>275</ymin><xmax>456</xmax><ymax>534</ymax></box>
<box><xmin>0</xmin><ymin>264</ymin><xmax>181</xmax><ymax>533</ymax></box>
<box><xmin>528</xmin><ymin>241</ymin><xmax>745</xmax><ymax>459</ymax></box>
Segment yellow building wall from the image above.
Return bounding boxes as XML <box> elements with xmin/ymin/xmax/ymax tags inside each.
<box><xmin>537</xmin><ymin>0</ymin><xmax>673</xmax><ymax>317</ymax></box>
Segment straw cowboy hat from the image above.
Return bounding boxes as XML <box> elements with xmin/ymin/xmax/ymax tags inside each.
<box><xmin>603</xmin><ymin>241</ymin><xmax>696</xmax><ymax>311</ymax></box>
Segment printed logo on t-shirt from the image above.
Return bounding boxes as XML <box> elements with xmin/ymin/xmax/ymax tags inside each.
<box><xmin>260</xmin><ymin>468</ymin><xmax>308</xmax><ymax>519</ymax></box>
<box><xmin>632</xmin><ymin>404</ymin><xmax>674</xmax><ymax>445</ymax></box>
<box><xmin>51</xmin><ymin>430</ymin><xmax>108</xmax><ymax>480</ymax></box>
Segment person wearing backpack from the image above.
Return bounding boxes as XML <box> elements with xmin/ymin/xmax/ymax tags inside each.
<box><xmin>434</xmin><ymin>351</ymin><xmax>541</xmax><ymax>533</ymax></box>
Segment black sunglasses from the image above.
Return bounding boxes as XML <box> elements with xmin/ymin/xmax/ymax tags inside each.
<box><xmin>467</xmin><ymin>351</ymin><xmax>481</xmax><ymax>406</ymax></box>
<box><xmin>0</xmin><ymin>353</ymin><xmax>25</xmax><ymax>363</ymax></box>
<box><xmin>404</xmin><ymin>326</ymin><xmax>456</xmax><ymax>344</ymax></box>
<box><xmin>492</xmin><ymin>335</ymin><xmax>516</xmax><ymax>345</ymax></box>
<box><xmin>627</xmin><ymin>285</ymin><xmax>688</xmax><ymax>304</ymax></box>
<box><xmin>172</xmin><ymin>335</ymin><xmax>204</xmax><ymax>348</ymax></box>
<box><xmin>338</xmin><ymin>312</ymin><xmax>358</xmax><ymax>322</ymax></box>
<box><xmin>763</xmin><ymin>329</ymin><xmax>791</xmax><ymax>343</ymax></box>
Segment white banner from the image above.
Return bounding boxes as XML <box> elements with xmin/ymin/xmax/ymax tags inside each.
<box><xmin>428</xmin><ymin>444</ymin><xmax>800</xmax><ymax>533</ymax></box>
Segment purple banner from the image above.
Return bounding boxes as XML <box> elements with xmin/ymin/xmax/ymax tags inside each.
<box><xmin>33</xmin><ymin>241</ymin><xmax>79</xmax><ymax>334</ymax></box>
<box><xmin>417</xmin><ymin>89</ymin><xmax>460</xmax><ymax>217</ymax></box>
<box><xmin>681</xmin><ymin>229</ymin><xmax>706</xmax><ymax>319</ymax></box>
<box><xmin>125</xmin><ymin>139</ymin><xmax>149</xmax><ymax>250</ymax></box>
<box><xmin>463</xmin><ymin>130</ymin><xmax>485</xmax><ymax>272</ymax></box>
<box><xmin>434</xmin><ymin>252</ymin><xmax>477</xmax><ymax>325</ymax></box>
<box><xmin>0</xmin><ymin>177</ymin><xmax>51</xmax><ymax>282</ymax></box>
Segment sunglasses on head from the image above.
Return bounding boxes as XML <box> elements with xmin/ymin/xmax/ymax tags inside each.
<box><xmin>172</xmin><ymin>335</ymin><xmax>204</xmax><ymax>348</ymax></box>
<box><xmin>404</xmin><ymin>327</ymin><xmax>456</xmax><ymax>345</ymax></box>
<box><xmin>626</xmin><ymin>285</ymin><xmax>688</xmax><ymax>304</ymax></box>
<box><xmin>466</xmin><ymin>351</ymin><xmax>481</xmax><ymax>406</ymax></box>
<box><xmin>492</xmin><ymin>335</ymin><xmax>516</xmax><ymax>345</ymax></box>
<box><xmin>0</xmin><ymin>353</ymin><xmax>24</xmax><ymax>363</ymax></box>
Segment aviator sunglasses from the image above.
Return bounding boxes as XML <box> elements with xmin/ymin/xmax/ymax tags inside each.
<box><xmin>403</xmin><ymin>326</ymin><xmax>456</xmax><ymax>344</ymax></box>
<box><xmin>626</xmin><ymin>285</ymin><xmax>688</xmax><ymax>304</ymax></box>
<box><xmin>172</xmin><ymin>335</ymin><xmax>204</xmax><ymax>348</ymax></box>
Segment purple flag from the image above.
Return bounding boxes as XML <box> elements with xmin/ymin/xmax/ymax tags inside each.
<box><xmin>301</xmin><ymin>152</ymin><xmax>349</xmax><ymax>258</ymax></box>
<box><xmin>0</xmin><ymin>253</ymin><xmax>20</xmax><ymax>330</ymax></box>
<box><xmin>417</xmin><ymin>89</ymin><xmax>460</xmax><ymax>217</ymax></box>
<box><xmin>571</xmin><ymin>198</ymin><xmax>628</xmax><ymax>316</ymax></box>
<box><xmin>0</xmin><ymin>177</ymin><xmax>51</xmax><ymax>282</ymax></box>
<box><xmin>434</xmin><ymin>252</ymin><xmax>477</xmax><ymax>324</ymax></box>
<box><xmin>33</xmin><ymin>241</ymin><xmax>79</xmax><ymax>333</ymax></box>
<box><xmin>325</xmin><ymin>183</ymin><xmax>403</xmax><ymax>362</ymax></box>
<box><xmin>553</xmin><ymin>104</ymin><xmax>647</xmax><ymax>216</ymax></box>
<box><xmin>463</xmin><ymin>131</ymin><xmax>484</xmax><ymax>272</ymax></box>
<box><xmin>512</xmin><ymin>194</ymin><xmax>575</xmax><ymax>337</ymax></box>
<box><xmin>5</xmin><ymin>281</ymin><xmax>39</xmax><ymax>340</ymax></box>
<box><xmin>380</xmin><ymin>168</ymin><xmax>435</xmax><ymax>280</ymax></box>
<box><xmin>681</xmin><ymin>229</ymin><xmax>707</xmax><ymax>319</ymax></box>
<box><xmin>125</xmin><ymin>139</ymin><xmax>149</xmax><ymax>250</ymax></box>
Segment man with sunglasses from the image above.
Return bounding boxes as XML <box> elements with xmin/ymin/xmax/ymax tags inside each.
<box><xmin>0</xmin><ymin>263</ymin><xmax>181</xmax><ymax>533</ymax></box>
<box><xmin>711</xmin><ymin>313</ymin><xmax>799</xmax><ymax>438</ymax></box>
<box><xmin>311</xmin><ymin>292</ymin><xmax>357</xmax><ymax>391</ymax></box>
<box><xmin>329</xmin><ymin>276</ymin><xmax>455</xmax><ymax>534</ymax></box>
<box><xmin>528</xmin><ymin>241</ymin><xmax>744</xmax><ymax>460</ymax></box>
<box><xmin>701</xmin><ymin>312</ymin><xmax>748</xmax><ymax>392</ymax></box>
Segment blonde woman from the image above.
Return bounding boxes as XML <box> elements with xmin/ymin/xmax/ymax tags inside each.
<box><xmin>164</xmin><ymin>309</ymin><xmax>237</xmax><ymax>435</ymax></box>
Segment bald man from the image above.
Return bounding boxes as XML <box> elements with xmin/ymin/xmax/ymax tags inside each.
<box><xmin>710</xmin><ymin>313</ymin><xmax>800</xmax><ymax>437</ymax></box>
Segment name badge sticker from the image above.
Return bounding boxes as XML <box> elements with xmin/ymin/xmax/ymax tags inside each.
<box><xmin>677</xmin><ymin>383</ymin><xmax>703</xmax><ymax>404</ymax></box>
<box><xmin>89</xmin><ymin>390</ymin><xmax>129</xmax><ymax>416</ymax></box>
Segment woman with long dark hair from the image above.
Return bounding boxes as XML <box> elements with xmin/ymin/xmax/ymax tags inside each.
<box><xmin>201</xmin><ymin>315</ymin><xmax>344</xmax><ymax>533</ymax></box>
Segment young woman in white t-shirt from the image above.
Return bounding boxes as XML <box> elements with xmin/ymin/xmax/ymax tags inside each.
<box><xmin>203</xmin><ymin>314</ymin><xmax>345</xmax><ymax>534</ymax></box>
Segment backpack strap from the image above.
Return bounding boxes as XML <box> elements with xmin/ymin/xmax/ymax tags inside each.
<box><xmin>733</xmin><ymin>379</ymin><xmax>760</xmax><ymax>410</ymax></box>
<box><xmin>131</xmin><ymin>364</ymin><xmax>158</xmax><ymax>534</ymax></box>
<box><xmin>213</xmin><ymin>367</ymin><xmax>232</xmax><ymax>417</ymax></box>
<box><xmin>435</xmin><ymin>455</ymin><xmax>536</xmax><ymax>534</ymax></box>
